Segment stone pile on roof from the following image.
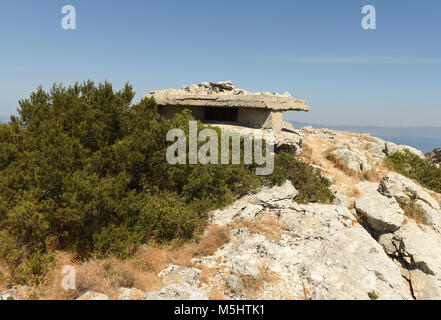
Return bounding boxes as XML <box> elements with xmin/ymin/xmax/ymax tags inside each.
<box><xmin>144</xmin><ymin>81</ymin><xmax>309</xmax><ymax>111</ymax></box>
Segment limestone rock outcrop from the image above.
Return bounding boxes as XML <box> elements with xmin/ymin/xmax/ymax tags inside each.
<box><xmin>143</xmin><ymin>282</ymin><xmax>209</xmax><ymax>300</ymax></box>
<box><xmin>378</xmin><ymin>172</ymin><xmax>440</xmax><ymax>210</ymax></box>
<box><xmin>196</xmin><ymin>183</ymin><xmax>412</xmax><ymax>300</ymax></box>
<box><xmin>330</xmin><ymin>148</ymin><xmax>372</xmax><ymax>173</ymax></box>
<box><xmin>355</xmin><ymin>194</ymin><xmax>404</xmax><ymax>232</ymax></box>
<box><xmin>384</xmin><ymin>141</ymin><xmax>425</xmax><ymax>159</ymax></box>
<box><xmin>158</xmin><ymin>265</ymin><xmax>202</xmax><ymax>287</ymax></box>
<box><xmin>379</xmin><ymin>222</ymin><xmax>441</xmax><ymax>299</ymax></box>
<box><xmin>4</xmin><ymin>124</ymin><xmax>440</xmax><ymax>301</ymax></box>
<box><xmin>0</xmin><ymin>286</ymin><xmax>31</xmax><ymax>300</ymax></box>
<box><xmin>378</xmin><ymin>172</ymin><xmax>441</xmax><ymax>232</ymax></box>
<box><xmin>210</xmin><ymin>180</ymin><xmax>298</xmax><ymax>226</ymax></box>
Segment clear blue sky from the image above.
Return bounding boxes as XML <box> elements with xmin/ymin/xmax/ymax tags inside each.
<box><xmin>1</xmin><ymin>0</ymin><xmax>440</xmax><ymax>126</ymax></box>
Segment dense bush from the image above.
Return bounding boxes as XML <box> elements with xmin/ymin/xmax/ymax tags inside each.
<box><xmin>385</xmin><ymin>150</ymin><xmax>441</xmax><ymax>193</ymax></box>
<box><xmin>270</xmin><ymin>152</ymin><xmax>334</xmax><ymax>204</ymax></box>
<box><xmin>426</xmin><ymin>148</ymin><xmax>441</xmax><ymax>165</ymax></box>
<box><xmin>0</xmin><ymin>81</ymin><xmax>333</xmax><ymax>284</ymax></box>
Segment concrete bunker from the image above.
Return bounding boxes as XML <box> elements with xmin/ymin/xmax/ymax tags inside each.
<box><xmin>145</xmin><ymin>81</ymin><xmax>309</xmax><ymax>134</ymax></box>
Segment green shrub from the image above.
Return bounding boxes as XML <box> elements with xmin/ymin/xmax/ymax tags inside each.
<box><xmin>385</xmin><ymin>150</ymin><xmax>441</xmax><ymax>193</ymax></box>
<box><xmin>426</xmin><ymin>148</ymin><xmax>441</xmax><ymax>164</ymax></box>
<box><xmin>270</xmin><ymin>152</ymin><xmax>334</xmax><ymax>204</ymax></box>
<box><xmin>10</xmin><ymin>251</ymin><xmax>55</xmax><ymax>285</ymax></box>
<box><xmin>0</xmin><ymin>81</ymin><xmax>333</xmax><ymax>283</ymax></box>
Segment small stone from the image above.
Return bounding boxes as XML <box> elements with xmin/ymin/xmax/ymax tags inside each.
<box><xmin>76</xmin><ymin>291</ymin><xmax>109</xmax><ymax>300</ymax></box>
<box><xmin>232</xmin><ymin>260</ymin><xmax>260</xmax><ymax>279</ymax></box>
<box><xmin>158</xmin><ymin>265</ymin><xmax>201</xmax><ymax>287</ymax></box>
<box><xmin>226</xmin><ymin>274</ymin><xmax>244</xmax><ymax>294</ymax></box>
<box><xmin>143</xmin><ymin>282</ymin><xmax>209</xmax><ymax>300</ymax></box>
<box><xmin>0</xmin><ymin>286</ymin><xmax>31</xmax><ymax>300</ymax></box>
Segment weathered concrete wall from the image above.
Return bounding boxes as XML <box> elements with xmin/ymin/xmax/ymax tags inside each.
<box><xmin>237</xmin><ymin>108</ymin><xmax>271</xmax><ymax>129</ymax></box>
<box><xmin>237</xmin><ymin>109</ymin><xmax>282</xmax><ymax>133</ymax></box>
<box><xmin>158</xmin><ymin>106</ymin><xmax>205</xmax><ymax>120</ymax></box>
<box><xmin>147</xmin><ymin>81</ymin><xmax>309</xmax><ymax>112</ymax></box>
<box><xmin>158</xmin><ymin>106</ymin><xmax>283</xmax><ymax>133</ymax></box>
<box><xmin>269</xmin><ymin>111</ymin><xmax>283</xmax><ymax>133</ymax></box>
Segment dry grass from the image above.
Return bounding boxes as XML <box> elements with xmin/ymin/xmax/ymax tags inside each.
<box><xmin>400</xmin><ymin>200</ymin><xmax>429</xmax><ymax>225</ymax></box>
<box><xmin>0</xmin><ymin>262</ymin><xmax>8</xmax><ymax>292</ymax></box>
<box><xmin>301</xmin><ymin>281</ymin><xmax>312</xmax><ymax>300</ymax></box>
<box><xmin>325</xmin><ymin>151</ymin><xmax>360</xmax><ymax>178</ymax></box>
<box><xmin>343</xmin><ymin>131</ymin><xmax>377</xmax><ymax>143</ymax></box>
<box><xmin>363</xmin><ymin>164</ymin><xmax>385</xmax><ymax>183</ymax></box>
<box><xmin>209</xmin><ymin>287</ymin><xmax>226</xmax><ymax>300</ymax></box>
<box><xmin>300</xmin><ymin>135</ymin><xmax>388</xmax><ymax>198</ymax></box>
<box><xmin>30</xmin><ymin>225</ymin><xmax>231</xmax><ymax>300</ymax></box>
<box><xmin>347</xmin><ymin>187</ymin><xmax>362</xmax><ymax>198</ymax></box>
<box><xmin>299</xmin><ymin>143</ymin><xmax>315</xmax><ymax>164</ymax></box>
<box><xmin>35</xmin><ymin>254</ymin><xmax>162</xmax><ymax>300</ymax></box>
<box><xmin>197</xmin><ymin>264</ymin><xmax>211</xmax><ymax>286</ymax></box>
<box><xmin>193</xmin><ymin>225</ymin><xmax>231</xmax><ymax>257</ymax></box>
<box><xmin>348</xmin><ymin>200</ymin><xmax>356</xmax><ymax>210</ymax></box>
<box><xmin>301</xmin><ymin>137</ymin><xmax>374</xmax><ymax>203</ymax></box>
<box><xmin>242</xmin><ymin>263</ymin><xmax>280</xmax><ymax>293</ymax></box>
<box><xmin>325</xmin><ymin>150</ymin><xmax>384</xmax><ymax>183</ymax></box>
<box><xmin>229</xmin><ymin>218</ymin><xmax>289</xmax><ymax>242</ymax></box>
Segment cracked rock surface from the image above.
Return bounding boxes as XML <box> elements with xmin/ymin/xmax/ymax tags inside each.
<box><xmin>196</xmin><ymin>184</ymin><xmax>412</xmax><ymax>300</ymax></box>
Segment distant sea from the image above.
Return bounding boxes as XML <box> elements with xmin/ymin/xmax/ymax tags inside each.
<box><xmin>290</xmin><ymin>121</ymin><xmax>441</xmax><ymax>154</ymax></box>
<box><xmin>378</xmin><ymin>136</ymin><xmax>441</xmax><ymax>154</ymax></box>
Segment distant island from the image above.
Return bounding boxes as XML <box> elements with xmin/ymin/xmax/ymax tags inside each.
<box><xmin>290</xmin><ymin>121</ymin><xmax>441</xmax><ymax>154</ymax></box>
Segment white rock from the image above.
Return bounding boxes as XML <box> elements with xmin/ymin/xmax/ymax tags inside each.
<box><xmin>76</xmin><ymin>291</ymin><xmax>109</xmax><ymax>300</ymax></box>
<box><xmin>355</xmin><ymin>194</ymin><xmax>404</xmax><ymax>232</ymax></box>
<box><xmin>210</xmin><ymin>180</ymin><xmax>297</xmax><ymax>225</ymax></box>
<box><xmin>143</xmin><ymin>282</ymin><xmax>209</xmax><ymax>300</ymax></box>
<box><xmin>330</xmin><ymin>148</ymin><xmax>372</xmax><ymax>173</ymax></box>
<box><xmin>158</xmin><ymin>265</ymin><xmax>201</xmax><ymax>287</ymax></box>
<box><xmin>202</xmin><ymin>201</ymin><xmax>411</xmax><ymax>300</ymax></box>
<box><xmin>330</xmin><ymin>185</ymin><xmax>351</xmax><ymax>207</ymax></box>
<box><xmin>378</xmin><ymin>172</ymin><xmax>440</xmax><ymax>210</ymax></box>
<box><xmin>384</xmin><ymin>141</ymin><xmax>425</xmax><ymax>159</ymax></box>
<box><xmin>366</xmin><ymin>141</ymin><xmax>385</xmax><ymax>157</ymax></box>
<box><xmin>355</xmin><ymin>181</ymin><xmax>380</xmax><ymax>196</ymax></box>
<box><xmin>250</xmin><ymin>180</ymin><xmax>298</xmax><ymax>207</ymax></box>
<box><xmin>226</xmin><ymin>274</ymin><xmax>244</xmax><ymax>294</ymax></box>
<box><xmin>232</xmin><ymin>260</ymin><xmax>260</xmax><ymax>279</ymax></box>
<box><xmin>0</xmin><ymin>286</ymin><xmax>30</xmax><ymax>300</ymax></box>
<box><xmin>379</xmin><ymin>221</ymin><xmax>441</xmax><ymax>299</ymax></box>
<box><xmin>378</xmin><ymin>172</ymin><xmax>441</xmax><ymax>233</ymax></box>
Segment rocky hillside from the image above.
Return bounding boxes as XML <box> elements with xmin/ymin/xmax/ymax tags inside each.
<box><xmin>427</xmin><ymin>148</ymin><xmax>441</xmax><ymax>165</ymax></box>
<box><xmin>2</xmin><ymin>125</ymin><xmax>441</xmax><ymax>300</ymax></box>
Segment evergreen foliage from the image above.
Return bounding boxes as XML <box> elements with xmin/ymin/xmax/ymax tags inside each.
<box><xmin>385</xmin><ymin>150</ymin><xmax>441</xmax><ymax>193</ymax></box>
<box><xmin>0</xmin><ymin>81</ymin><xmax>333</xmax><ymax>283</ymax></box>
